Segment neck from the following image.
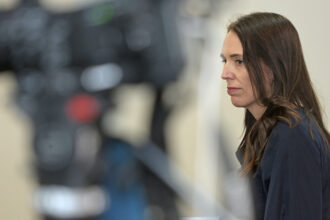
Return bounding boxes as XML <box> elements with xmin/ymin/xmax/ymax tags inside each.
<box><xmin>247</xmin><ymin>104</ymin><xmax>267</xmax><ymax>120</ymax></box>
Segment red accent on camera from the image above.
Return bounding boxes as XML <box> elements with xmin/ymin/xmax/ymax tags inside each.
<box><xmin>65</xmin><ymin>94</ymin><xmax>100</xmax><ymax>123</ymax></box>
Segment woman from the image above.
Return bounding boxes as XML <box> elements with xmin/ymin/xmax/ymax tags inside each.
<box><xmin>220</xmin><ymin>12</ymin><xmax>330</xmax><ymax>220</ymax></box>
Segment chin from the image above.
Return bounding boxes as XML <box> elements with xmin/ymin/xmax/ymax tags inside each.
<box><xmin>231</xmin><ymin>100</ymin><xmax>246</xmax><ymax>108</ymax></box>
<box><xmin>231</xmin><ymin>97</ymin><xmax>253</xmax><ymax>108</ymax></box>
<box><xmin>232</xmin><ymin>103</ymin><xmax>246</xmax><ymax>108</ymax></box>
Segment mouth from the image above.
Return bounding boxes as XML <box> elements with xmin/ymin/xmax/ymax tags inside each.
<box><xmin>227</xmin><ymin>87</ymin><xmax>240</xmax><ymax>94</ymax></box>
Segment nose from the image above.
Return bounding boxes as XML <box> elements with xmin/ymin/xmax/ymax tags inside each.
<box><xmin>221</xmin><ymin>63</ymin><xmax>234</xmax><ymax>80</ymax></box>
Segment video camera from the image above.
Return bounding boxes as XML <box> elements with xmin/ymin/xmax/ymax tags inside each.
<box><xmin>0</xmin><ymin>0</ymin><xmax>183</xmax><ymax>219</ymax></box>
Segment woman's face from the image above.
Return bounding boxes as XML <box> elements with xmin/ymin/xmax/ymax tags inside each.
<box><xmin>221</xmin><ymin>31</ymin><xmax>266</xmax><ymax>118</ymax></box>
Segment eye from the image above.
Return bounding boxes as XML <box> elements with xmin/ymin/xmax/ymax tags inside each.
<box><xmin>221</xmin><ymin>59</ymin><xmax>227</xmax><ymax>64</ymax></box>
<box><xmin>235</xmin><ymin>59</ymin><xmax>244</xmax><ymax>65</ymax></box>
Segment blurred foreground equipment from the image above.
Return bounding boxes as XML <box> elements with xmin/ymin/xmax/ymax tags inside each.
<box><xmin>0</xmin><ymin>0</ymin><xmax>183</xmax><ymax>219</ymax></box>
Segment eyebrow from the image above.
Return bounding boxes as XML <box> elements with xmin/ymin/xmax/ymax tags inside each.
<box><xmin>220</xmin><ymin>53</ymin><xmax>243</xmax><ymax>59</ymax></box>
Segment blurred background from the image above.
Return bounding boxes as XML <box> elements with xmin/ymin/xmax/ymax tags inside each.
<box><xmin>0</xmin><ymin>0</ymin><xmax>329</xmax><ymax>219</ymax></box>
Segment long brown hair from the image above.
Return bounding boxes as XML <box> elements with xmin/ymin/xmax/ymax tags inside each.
<box><xmin>228</xmin><ymin>12</ymin><xmax>330</xmax><ymax>175</ymax></box>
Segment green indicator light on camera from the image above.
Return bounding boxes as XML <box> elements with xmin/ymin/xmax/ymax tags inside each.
<box><xmin>90</xmin><ymin>3</ymin><xmax>115</xmax><ymax>26</ymax></box>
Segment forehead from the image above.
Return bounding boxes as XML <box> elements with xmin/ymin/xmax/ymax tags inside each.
<box><xmin>221</xmin><ymin>31</ymin><xmax>243</xmax><ymax>56</ymax></box>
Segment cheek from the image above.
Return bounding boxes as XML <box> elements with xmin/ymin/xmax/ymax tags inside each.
<box><xmin>230</xmin><ymin>87</ymin><xmax>256</xmax><ymax>107</ymax></box>
<box><xmin>245</xmin><ymin>83</ymin><xmax>255</xmax><ymax>99</ymax></box>
<box><xmin>242</xmin><ymin>75</ymin><xmax>255</xmax><ymax>97</ymax></box>
<box><xmin>242</xmin><ymin>86</ymin><xmax>256</xmax><ymax>102</ymax></box>
<box><xmin>240</xmin><ymin>77</ymin><xmax>257</xmax><ymax>104</ymax></box>
<box><xmin>230</xmin><ymin>69</ymin><xmax>258</xmax><ymax>107</ymax></box>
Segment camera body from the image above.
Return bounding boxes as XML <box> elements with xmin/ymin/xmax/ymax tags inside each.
<box><xmin>0</xmin><ymin>0</ymin><xmax>183</xmax><ymax>219</ymax></box>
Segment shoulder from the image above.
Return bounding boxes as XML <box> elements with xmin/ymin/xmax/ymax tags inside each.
<box><xmin>268</xmin><ymin>111</ymin><xmax>324</xmax><ymax>153</ymax></box>
<box><xmin>260</xmin><ymin>111</ymin><xmax>326</xmax><ymax>171</ymax></box>
<box><xmin>270</xmin><ymin>120</ymin><xmax>310</xmax><ymax>148</ymax></box>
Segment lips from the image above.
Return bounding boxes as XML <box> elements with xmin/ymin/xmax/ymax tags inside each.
<box><xmin>227</xmin><ymin>87</ymin><xmax>240</xmax><ymax>94</ymax></box>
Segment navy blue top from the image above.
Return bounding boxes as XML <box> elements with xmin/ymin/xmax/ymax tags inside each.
<box><xmin>237</xmin><ymin>111</ymin><xmax>330</xmax><ymax>220</ymax></box>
